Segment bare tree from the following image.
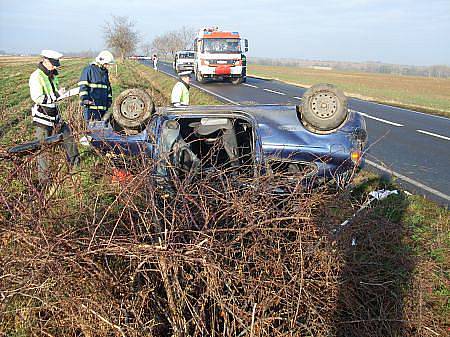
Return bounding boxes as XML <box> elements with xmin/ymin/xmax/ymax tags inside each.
<box><xmin>151</xmin><ymin>26</ymin><xmax>196</xmax><ymax>59</ymax></box>
<box><xmin>178</xmin><ymin>26</ymin><xmax>196</xmax><ymax>50</ymax></box>
<box><xmin>140</xmin><ymin>42</ymin><xmax>153</xmax><ymax>57</ymax></box>
<box><xmin>103</xmin><ymin>16</ymin><xmax>140</xmax><ymax>61</ymax></box>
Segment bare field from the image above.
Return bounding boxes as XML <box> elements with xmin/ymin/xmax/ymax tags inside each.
<box><xmin>0</xmin><ymin>56</ymin><xmax>40</xmax><ymax>65</ymax></box>
<box><xmin>248</xmin><ymin>64</ymin><xmax>450</xmax><ymax>117</ymax></box>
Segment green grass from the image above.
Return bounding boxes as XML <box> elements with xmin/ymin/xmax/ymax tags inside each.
<box><xmin>248</xmin><ymin>64</ymin><xmax>450</xmax><ymax>117</ymax></box>
<box><xmin>352</xmin><ymin>171</ymin><xmax>449</xmax><ymax>325</ymax></box>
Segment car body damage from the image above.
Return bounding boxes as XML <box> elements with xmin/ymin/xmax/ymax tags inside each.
<box><xmin>87</xmin><ymin>104</ymin><xmax>367</xmax><ymax>184</ymax></box>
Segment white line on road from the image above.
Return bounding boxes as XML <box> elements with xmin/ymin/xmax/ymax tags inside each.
<box><xmin>293</xmin><ymin>96</ymin><xmax>303</xmax><ymax>100</ymax></box>
<box><xmin>191</xmin><ymin>83</ymin><xmax>240</xmax><ymax>105</ymax></box>
<box><xmin>416</xmin><ymin>129</ymin><xmax>450</xmax><ymax>141</ymax></box>
<box><xmin>354</xmin><ymin>98</ymin><xmax>450</xmax><ymax>121</ymax></box>
<box><xmin>354</xmin><ymin>110</ymin><xmax>404</xmax><ymax>127</ymax></box>
<box><xmin>158</xmin><ymin>67</ymin><xmax>240</xmax><ymax>105</ymax></box>
<box><xmin>263</xmin><ymin>88</ymin><xmax>286</xmax><ymax>96</ymax></box>
<box><xmin>243</xmin><ymin>83</ymin><xmax>259</xmax><ymax>88</ymax></box>
<box><xmin>365</xmin><ymin>159</ymin><xmax>450</xmax><ymax>202</ymax></box>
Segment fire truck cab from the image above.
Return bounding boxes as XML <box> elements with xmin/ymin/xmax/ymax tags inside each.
<box><xmin>193</xmin><ymin>27</ymin><xmax>248</xmax><ymax>85</ymax></box>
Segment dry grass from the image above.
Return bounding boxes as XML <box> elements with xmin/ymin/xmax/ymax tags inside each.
<box><xmin>0</xmin><ymin>58</ymin><xmax>448</xmax><ymax>337</ymax></box>
<box><xmin>249</xmin><ymin>64</ymin><xmax>450</xmax><ymax>117</ymax></box>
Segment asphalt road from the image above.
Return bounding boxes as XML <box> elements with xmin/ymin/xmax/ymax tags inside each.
<box><xmin>143</xmin><ymin>60</ymin><xmax>450</xmax><ymax>206</ymax></box>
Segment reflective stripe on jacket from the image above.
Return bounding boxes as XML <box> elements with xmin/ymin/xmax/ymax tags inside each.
<box><xmin>29</xmin><ymin>67</ymin><xmax>60</xmax><ymax>127</ymax></box>
<box><xmin>78</xmin><ymin>62</ymin><xmax>112</xmax><ymax>111</ymax></box>
<box><xmin>171</xmin><ymin>81</ymin><xmax>189</xmax><ymax>106</ymax></box>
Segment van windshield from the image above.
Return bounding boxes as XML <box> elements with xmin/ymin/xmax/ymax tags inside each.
<box><xmin>179</xmin><ymin>52</ymin><xmax>194</xmax><ymax>59</ymax></box>
<box><xmin>202</xmin><ymin>38</ymin><xmax>241</xmax><ymax>54</ymax></box>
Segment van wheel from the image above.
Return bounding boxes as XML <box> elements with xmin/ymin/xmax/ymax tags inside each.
<box><xmin>112</xmin><ymin>89</ymin><xmax>154</xmax><ymax>130</ymax></box>
<box><xmin>300</xmin><ymin>84</ymin><xmax>348</xmax><ymax>132</ymax></box>
<box><xmin>196</xmin><ymin>72</ymin><xmax>206</xmax><ymax>84</ymax></box>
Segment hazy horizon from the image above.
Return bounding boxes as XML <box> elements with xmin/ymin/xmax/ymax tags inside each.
<box><xmin>1</xmin><ymin>0</ymin><xmax>449</xmax><ymax>67</ymax></box>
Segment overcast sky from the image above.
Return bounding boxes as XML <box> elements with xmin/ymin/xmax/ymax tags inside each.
<box><xmin>1</xmin><ymin>0</ymin><xmax>449</xmax><ymax>66</ymax></box>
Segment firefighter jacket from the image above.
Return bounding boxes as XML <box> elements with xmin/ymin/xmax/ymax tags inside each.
<box><xmin>171</xmin><ymin>81</ymin><xmax>189</xmax><ymax>106</ymax></box>
<box><xmin>29</xmin><ymin>63</ymin><xmax>61</xmax><ymax>127</ymax></box>
<box><xmin>78</xmin><ymin>62</ymin><xmax>112</xmax><ymax>111</ymax></box>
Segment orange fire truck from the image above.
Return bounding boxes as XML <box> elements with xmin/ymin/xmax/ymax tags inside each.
<box><xmin>193</xmin><ymin>27</ymin><xmax>248</xmax><ymax>85</ymax></box>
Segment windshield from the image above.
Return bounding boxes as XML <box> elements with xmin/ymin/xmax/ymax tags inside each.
<box><xmin>202</xmin><ymin>38</ymin><xmax>241</xmax><ymax>54</ymax></box>
<box><xmin>179</xmin><ymin>52</ymin><xmax>194</xmax><ymax>59</ymax></box>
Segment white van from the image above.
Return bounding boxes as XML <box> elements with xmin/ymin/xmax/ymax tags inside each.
<box><xmin>173</xmin><ymin>51</ymin><xmax>195</xmax><ymax>73</ymax></box>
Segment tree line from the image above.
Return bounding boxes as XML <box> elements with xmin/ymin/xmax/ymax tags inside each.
<box><xmin>251</xmin><ymin>57</ymin><xmax>450</xmax><ymax>79</ymax></box>
<box><xmin>99</xmin><ymin>16</ymin><xmax>450</xmax><ymax>79</ymax></box>
<box><xmin>103</xmin><ymin>16</ymin><xmax>195</xmax><ymax>60</ymax></box>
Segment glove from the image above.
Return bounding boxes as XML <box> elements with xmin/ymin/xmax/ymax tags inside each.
<box><xmin>82</xmin><ymin>100</ymin><xmax>94</xmax><ymax>106</ymax></box>
<box><xmin>58</xmin><ymin>87</ymin><xmax>67</xmax><ymax>96</ymax></box>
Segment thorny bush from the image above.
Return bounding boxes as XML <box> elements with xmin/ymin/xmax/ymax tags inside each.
<box><xmin>0</xmin><ymin>138</ymin><xmax>441</xmax><ymax>337</ymax></box>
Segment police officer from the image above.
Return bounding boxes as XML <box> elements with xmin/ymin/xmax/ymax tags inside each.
<box><xmin>79</xmin><ymin>50</ymin><xmax>114</xmax><ymax>121</ymax></box>
<box><xmin>171</xmin><ymin>71</ymin><xmax>191</xmax><ymax>107</ymax></box>
<box><xmin>29</xmin><ymin>50</ymin><xmax>79</xmax><ymax>183</ymax></box>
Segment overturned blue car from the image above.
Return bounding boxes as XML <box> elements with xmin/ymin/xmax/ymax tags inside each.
<box><xmin>87</xmin><ymin>84</ymin><xmax>367</xmax><ymax>185</ymax></box>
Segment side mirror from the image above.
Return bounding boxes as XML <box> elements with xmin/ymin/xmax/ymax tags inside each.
<box><xmin>244</xmin><ymin>39</ymin><xmax>249</xmax><ymax>52</ymax></box>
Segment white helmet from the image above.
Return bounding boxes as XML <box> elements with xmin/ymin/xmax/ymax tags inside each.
<box><xmin>96</xmin><ymin>50</ymin><xmax>115</xmax><ymax>65</ymax></box>
<box><xmin>40</xmin><ymin>50</ymin><xmax>63</xmax><ymax>66</ymax></box>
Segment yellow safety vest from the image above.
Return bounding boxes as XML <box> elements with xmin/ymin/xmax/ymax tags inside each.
<box><xmin>171</xmin><ymin>81</ymin><xmax>189</xmax><ymax>106</ymax></box>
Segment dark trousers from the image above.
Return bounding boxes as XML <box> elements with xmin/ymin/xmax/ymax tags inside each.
<box><xmin>83</xmin><ymin>107</ymin><xmax>107</xmax><ymax>121</ymax></box>
<box><xmin>35</xmin><ymin>123</ymin><xmax>79</xmax><ymax>182</ymax></box>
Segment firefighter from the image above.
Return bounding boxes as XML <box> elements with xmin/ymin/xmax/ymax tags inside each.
<box><xmin>171</xmin><ymin>71</ymin><xmax>191</xmax><ymax>107</ymax></box>
<box><xmin>79</xmin><ymin>50</ymin><xmax>114</xmax><ymax>121</ymax></box>
<box><xmin>29</xmin><ymin>50</ymin><xmax>80</xmax><ymax>182</ymax></box>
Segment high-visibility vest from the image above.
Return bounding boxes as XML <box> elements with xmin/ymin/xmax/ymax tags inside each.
<box><xmin>171</xmin><ymin>81</ymin><xmax>189</xmax><ymax>106</ymax></box>
<box><xmin>29</xmin><ymin>68</ymin><xmax>60</xmax><ymax>127</ymax></box>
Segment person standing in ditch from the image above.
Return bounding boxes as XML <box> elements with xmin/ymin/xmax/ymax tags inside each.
<box><xmin>79</xmin><ymin>50</ymin><xmax>115</xmax><ymax>121</ymax></box>
<box><xmin>29</xmin><ymin>50</ymin><xmax>80</xmax><ymax>183</ymax></box>
<box><xmin>171</xmin><ymin>71</ymin><xmax>191</xmax><ymax>107</ymax></box>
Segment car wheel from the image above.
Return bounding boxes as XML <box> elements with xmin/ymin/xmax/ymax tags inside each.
<box><xmin>300</xmin><ymin>84</ymin><xmax>348</xmax><ymax>132</ymax></box>
<box><xmin>112</xmin><ymin>89</ymin><xmax>154</xmax><ymax>130</ymax></box>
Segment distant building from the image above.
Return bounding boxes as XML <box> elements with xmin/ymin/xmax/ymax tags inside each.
<box><xmin>310</xmin><ymin>65</ymin><xmax>333</xmax><ymax>71</ymax></box>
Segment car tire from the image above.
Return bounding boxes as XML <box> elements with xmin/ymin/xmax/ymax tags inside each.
<box><xmin>300</xmin><ymin>84</ymin><xmax>348</xmax><ymax>132</ymax></box>
<box><xmin>112</xmin><ymin>89</ymin><xmax>154</xmax><ymax>130</ymax></box>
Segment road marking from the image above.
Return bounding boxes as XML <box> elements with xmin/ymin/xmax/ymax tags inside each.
<box><xmin>190</xmin><ymin>83</ymin><xmax>240</xmax><ymax>105</ymax></box>
<box><xmin>416</xmin><ymin>129</ymin><xmax>450</xmax><ymax>141</ymax></box>
<box><xmin>293</xmin><ymin>96</ymin><xmax>303</xmax><ymax>100</ymax></box>
<box><xmin>365</xmin><ymin>159</ymin><xmax>450</xmax><ymax>202</ymax></box>
<box><xmin>190</xmin><ymin>82</ymin><xmax>241</xmax><ymax>105</ymax></box>
<box><xmin>263</xmin><ymin>88</ymin><xmax>286</xmax><ymax>96</ymax></box>
<box><xmin>354</xmin><ymin>98</ymin><xmax>450</xmax><ymax>122</ymax></box>
<box><xmin>353</xmin><ymin>110</ymin><xmax>404</xmax><ymax>127</ymax></box>
<box><xmin>243</xmin><ymin>83</ymin><xmax>258</xmax><ymax>88</ymax></box>
<box><xmin>156</xmin><ymin>66</ymin><xmax>240</xmax><ymax>105</ymax></box>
